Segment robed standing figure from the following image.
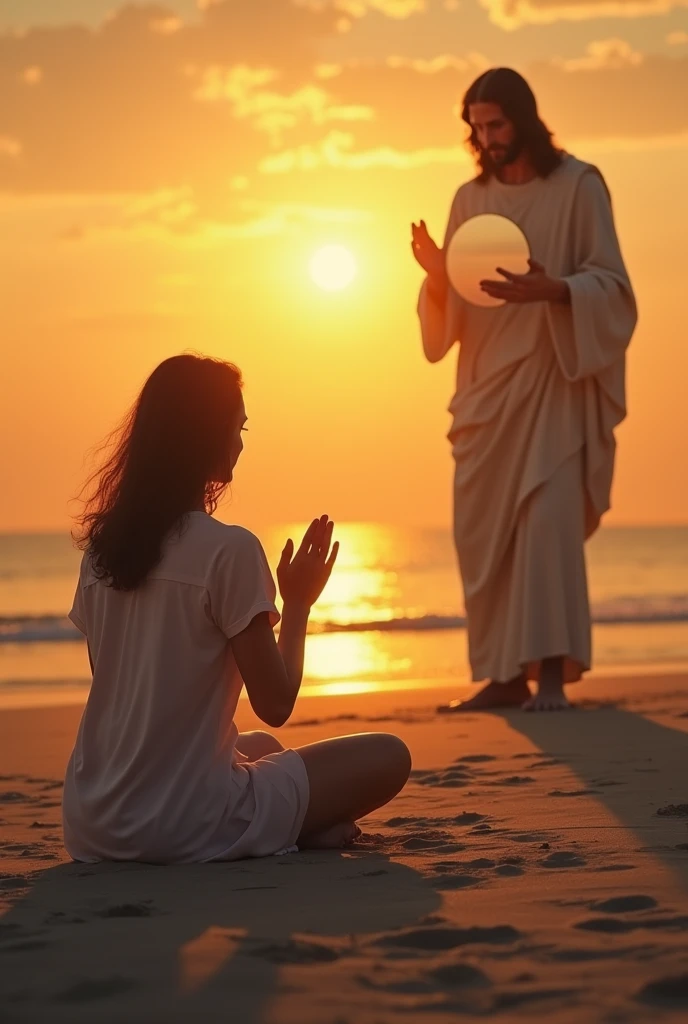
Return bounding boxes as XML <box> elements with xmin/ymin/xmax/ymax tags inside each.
<box><xmin>412</xmin><ymin>68</ymin><xmax>637</xmax><ymax>711</ymax></box>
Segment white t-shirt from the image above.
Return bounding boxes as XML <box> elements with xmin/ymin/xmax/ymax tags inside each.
<box><xmin>63</xmin><ymin>512</ymin><xmax>299</xmax><ymax>863</ymax></box>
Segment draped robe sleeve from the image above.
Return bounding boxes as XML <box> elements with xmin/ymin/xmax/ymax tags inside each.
<box><xmin>546</xmin><ymin>169</ymin><xmax>638</xmax><ymax>536</ymax></box>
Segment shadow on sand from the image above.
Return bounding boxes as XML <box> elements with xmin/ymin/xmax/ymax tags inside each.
<box><xmin>0</xmin><ymin>848</ymin><xmax>441</xmax><ymax>1023</ymax></box>
<box><xmin>510</xmin><ymin>704</ymin><xmax>688</xmax><ymax>886</ymax></box>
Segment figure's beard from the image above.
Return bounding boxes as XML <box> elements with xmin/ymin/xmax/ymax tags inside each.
<box><xmin>482</xmin><ymin>136</ymin><xmax>522</xmax><ymax>171</ymax></box>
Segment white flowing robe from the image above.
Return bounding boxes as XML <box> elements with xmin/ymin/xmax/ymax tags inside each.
<box><xmin>417</xmin><ymin>154</ymin><xmax>637</xmax><ymax>683</ymax></box>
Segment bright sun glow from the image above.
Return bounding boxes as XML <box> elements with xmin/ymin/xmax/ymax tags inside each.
<box><xmin>309</xmin><ymin>244</ymin><xmax>358</xmax><ymax>291</ymax></box>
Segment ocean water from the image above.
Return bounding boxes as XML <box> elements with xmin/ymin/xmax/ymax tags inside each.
<box><xmin>0</xmin><ymin>524</ymin><xmax>687</xmax><ymax>708</ymax></box>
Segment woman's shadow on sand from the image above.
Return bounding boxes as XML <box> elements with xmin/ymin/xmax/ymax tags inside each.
<box><xmin>0</xmin><ymin>847</ymin><xmax>441</xmax><ymax>1023</ymax></box>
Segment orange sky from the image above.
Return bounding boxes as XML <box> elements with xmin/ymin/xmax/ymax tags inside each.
<box><xmin>1</xmin><ymin>0</ymin><xmax>687</xmax><ymax>532</ymax></box>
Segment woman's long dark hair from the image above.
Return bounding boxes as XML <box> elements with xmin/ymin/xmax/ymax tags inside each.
<box><xmin>461</xmin><ymin>68</ymin><xmax>564</xmax><ymax>183</ymax></box>
<box><xmin>75</xmin><ymin>353</ymin><xmax>243</xmax><ymax>591</ymax></box>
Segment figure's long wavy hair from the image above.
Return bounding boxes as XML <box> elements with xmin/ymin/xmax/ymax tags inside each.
<box><xmin>74</xmin><ymin>354</ymin><xmax>243</xmax><ymax>591</ymax></box>
<box><xmin>461</xmin><ymin>68</ymin><xmax>564</xmax><ymax>183</ymax></box>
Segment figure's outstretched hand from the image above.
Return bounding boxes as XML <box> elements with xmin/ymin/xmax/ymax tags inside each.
<box><xmin>277</xmin><ymin>515</ymin><xmax>339</xmax><ymax>609</ymax></box>
<box><xmin>411</xmin><ymin>220</ymin><xmax>446</xmax><ymax>280</ymax></box>
<box><xmin>479</xmin><ymin>258</ymin><xmax>569</xmax><ymax>304</ymax></box>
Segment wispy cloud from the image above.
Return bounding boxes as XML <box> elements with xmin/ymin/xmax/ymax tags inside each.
<box><xmin>481</xmin><ymin>0</ymin><xmax>688</xmax><ymax>30</ymax></box>
<box><xmin>552</xmin><ymin>38</ymin><xmax>644</xmax><ymax>70</ymax></box>
<box><xmin>191</xmin><ymin>65</ymin><xmax>374</xmax><ymax>142</ymax></box>
<box><xmin>259</xmin><ymin>130</ymin><xmax>471</xmax><ymax>171</ymax></box>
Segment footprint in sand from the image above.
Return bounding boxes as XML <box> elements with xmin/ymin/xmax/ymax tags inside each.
<box><xmin>548</xmin><ymin>789</ymin><xmax>602</xmax><ymax>797</ymax></box>
<box><xmin>575</xmin><ymin>917</ymin><xmax>635</xmax><ymax>934</ymax></box>
<box><xmin>376</xmin><ymin>924</ymin><xmax>522</xmax><ymax>951</ymax></box>
<box><xmin>540</xmin><ymin>852</ymin><xmax>587</xmax><ymax>868</ymax></box>
<box><xmin>1</xmin><ymin>842</ymin><xmax>58</xmax><ymax>861</ymax></box>
<box><xmin>454</xmin><ymin>812</ymin><xmax>487</xmax><ymax>826</ymax></box>
<box><xmin>411</xmin><ymin>769</ymin><xmax>472</xmax><ymax>789</ymax></box>
<box><xmin>577</xmin><ymin>913</ymin><xmax>688</xmax><ymax>934</ymax></box>
<box><xmin>657</xmin><ymin>804</ymin><xmax>688</xmax><ymax>817</ymax></box>
<box><xmin>637</xmin><ymin>974</ymin><xmax>688</xmax><ymax>1008</ymax></box>
<box><xmin>431</xmin><ymin>963</ymin><xmax>491</xmax><ymax>988</ymax></box>
<box><xmin>398</xmin><ymin>830</ymin><xmax>465</xmax><ymax>852</ymax></box>
<box><xmin>428</xmin><ymin>856</ymin><xmax>523</xmax><ymax>885</ymax></box>
<box><xmin>592</xmin><ymin>895</ymin><xmax>657</xmax><ymax>913</ymax></box>
<box><xmin>510</xmin><ymin>833</ymin><xmax>551</xmax><ymax>845</ymax></box>
<box><xmin>411</xmin><ymin>770</ymin><xmax>470</xmax><ymax>786</ymax></box>
<box><xmin>595</xmin><ymin>863</ymin><xmax>637</xmax><ymax>873</ymax></box>
<box><xmin>360</xmin><ymin>962</ymin><xmax>492</xmax><ymax>994</ymax></box>
<box><xmin>494</xmin><ymin>864</ymin><xmax>525</xmax><ymax>877</ymax></box>
<box><xmin>359</xmin><ymin>829</ymin><xmax>466</xmax><ymax>855</ymax></box>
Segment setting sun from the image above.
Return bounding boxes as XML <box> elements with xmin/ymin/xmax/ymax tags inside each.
<box><xmin>309</xmin><ymin>244</ymin><xmax>358</xmax><ymax>292</ymax></box>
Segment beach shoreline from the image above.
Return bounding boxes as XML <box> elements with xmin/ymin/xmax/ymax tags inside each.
<box><xmin>2</xmin><ymin>660</ymin><xmax>688</xmax><ymax>712</ymax></box>
<box><xmin>2</xmin><ymin>671</ymin><xmax>688</xmax><ymax>1022</ymax></box>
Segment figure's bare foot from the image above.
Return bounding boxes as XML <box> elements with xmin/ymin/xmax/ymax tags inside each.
<box><xmin>437</xmin><ymin>677</ymin><xmax>531</xmax><ymax>713</ymax></box>
<box><xmin>522</xmin><ymin>678</ymin><xmax>571</xmax><ymax>712</ymax></box>
<box><xmin>300</xmin><ymin>821</ymin><xmax>361</xmax><ymax>850</ymax></box>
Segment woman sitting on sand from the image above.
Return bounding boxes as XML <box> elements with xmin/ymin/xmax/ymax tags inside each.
<box><xmin>64</xmin><ymin>353</ymin><xmax>411</xmax><ymax>864</ymax></box>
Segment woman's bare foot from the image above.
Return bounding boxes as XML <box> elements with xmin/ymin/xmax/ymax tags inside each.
<box><xmin>437</xmin><ymin>677</ymin><xmax>531</xmax><ymax>713</ymax></box>
<box><xmin>522</xmin><ymin>677</ymin><xmax>571</xmax><ymax>711</ymax></box>
<box><xmin>300</xmin><ymin>821</ymin><xmax>361</xmax><ymax>850</ymax></box>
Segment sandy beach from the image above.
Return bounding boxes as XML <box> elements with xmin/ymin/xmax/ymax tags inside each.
<box><xmin>1</xmin><ymin>672</ymin><xmax>687</xmax><ymax>1022</ymax></box>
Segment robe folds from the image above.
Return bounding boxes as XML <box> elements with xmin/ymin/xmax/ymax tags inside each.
<box><xmin>417</xmin><ymin>154</ymin><xmax>637</xmax><ymax>683</ymax></box>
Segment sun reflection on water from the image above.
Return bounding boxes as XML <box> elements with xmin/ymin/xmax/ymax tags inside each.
<box><xmin>264</xmin><ymin>522</ymin><xmax>422</xmax><ymax>686</ymax></box>
<box><xmin>303</xmin><ymin>632</ymin><xmax>411</xmax><ymax>682</ymax></box>
<box><xmin>267</xmin><ymin>521</ymin><xmax>410</xmax><ymax>627</ymax></box>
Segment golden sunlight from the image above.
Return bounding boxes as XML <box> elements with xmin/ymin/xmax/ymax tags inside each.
<box><xmin>309</xmin><ymin>244</ymin><xmax>358</xmax><ymax>292</ymax></box>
